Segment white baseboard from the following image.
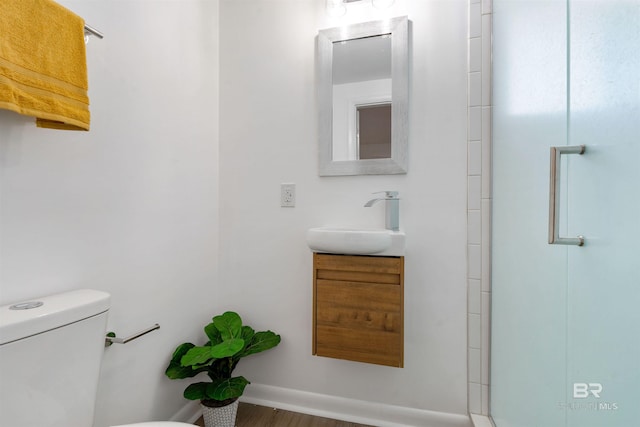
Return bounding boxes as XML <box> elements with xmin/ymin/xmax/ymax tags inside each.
<box><xmin>239</xmin><ymin>383</ymin><xmax>473</xmax><ymax>427</ymax></box>
<box><xmin>470</xmin><ymin>413</ymin><xmax>495</xmax><ymax>427</ymax></box>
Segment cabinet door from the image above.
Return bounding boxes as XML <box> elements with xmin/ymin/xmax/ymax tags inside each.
<box><xmin>313</xmin><ymin>254</ymin><xmax>404</xmax><ymax>367</ymax></box>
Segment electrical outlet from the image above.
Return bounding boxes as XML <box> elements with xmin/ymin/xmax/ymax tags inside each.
<box><xmin>281</xmin><ymin>183</ymin><xmax>296</xmax><ymax>207</ymax></box>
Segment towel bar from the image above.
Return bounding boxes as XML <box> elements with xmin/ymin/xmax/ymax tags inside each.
<box><xmin>84</xmin><ymin>24</ymin><xmax>103</xmax><ymax>39</ymax></box>
<box><xmin>105</xmin><ymin>324</ymin><xmax>160</xmax><ymax>347</ymax></box>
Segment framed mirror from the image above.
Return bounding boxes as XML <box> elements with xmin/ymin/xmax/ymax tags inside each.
<box><xmin>317</xmin><ymin>16</ymin><xmax>409</xmax><ymax>176</ymax></box>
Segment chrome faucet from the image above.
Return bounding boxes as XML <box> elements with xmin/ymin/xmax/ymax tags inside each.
<box><xmin>364</xmin><ymin>191</ymin><xmax>400</xmax><ymax>231</ymax></box>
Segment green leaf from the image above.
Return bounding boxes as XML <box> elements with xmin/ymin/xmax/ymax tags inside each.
<box><xmin>170</xmin><ymin>343</ymin><xmax>195</xmax><ymax>361</ymax></box>
<box><xmin>205</xmin><ymin>358</ymin><xmax>235</xmax><ymax>382</ymax></box>
<box><xmin>212</xmin><ymin>312</ymin><xmax>242</xmax><ymax>340</ymax></box>
<box><xmin>167</xmin><ymin>362</ymin><xmax>206</xmax><ymax>379</ymax></box>
<box><xmin>210</xmin><ymin>338</ymin><xmax>244</xmax><ymax>358</ymax></box>
<box><xmin>238</xmin><ymin>331</ymin><xmax>281</xmax><ymax>357</ymax></box>
<box><xmin>181</xmin><ymin>345</ymin><xmax>213</xmax><ymax>367</ymax></box>
<box><xmin>204</xmin><ymin>322</ymin><xmax>223</xmax><ymax>345</ymax></box>
<box><xmin>240</xmin><ymin>325</ymin><xmax>255</xmax><ymax>343</ymax></box>
<box><xmin>165</xmin><ymin>343</ymin><xmax>201</xmax><ymax>379</ymax></box>
<box><xmin>183</xmin><ymin>382</ymin><xmax>209</xmax><ymax>401</ymax></box>
<box><xmin>205</xmin><ymin>377</ymin><xmax>250</xmax><ymax>401</ymax></box>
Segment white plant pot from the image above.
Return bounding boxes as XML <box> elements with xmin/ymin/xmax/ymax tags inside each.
<box><xmin>201</xmin><ymin>400</ymin><xmax>239</xmax><ymax>427</ymax></box>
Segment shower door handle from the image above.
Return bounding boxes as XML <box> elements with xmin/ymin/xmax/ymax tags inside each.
<box><xmin>548</xmin><ymin>145</ymin><xmax>585</xmax><ymax>246</ymax></box>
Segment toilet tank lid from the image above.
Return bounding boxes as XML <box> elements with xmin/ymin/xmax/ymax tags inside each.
<box><xmin>0</xmin><ymin>289</ymin><xmax>110</xmax><ymax>345</ymax></box>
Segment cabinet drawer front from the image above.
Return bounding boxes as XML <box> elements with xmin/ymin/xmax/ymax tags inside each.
<box><xmin>314</xmin><ymin>253</ymin><xmax>402</xmax><ymax>274</ymax></box>
<box><xmin>316</xmin><ymin>269</ymin><xmax>400</xmax><ymax>285</ymax></box>
<box><xmin>316</xmin><ymin>270</ymin><xmax>400</xmax><ymax>285</ymax></box>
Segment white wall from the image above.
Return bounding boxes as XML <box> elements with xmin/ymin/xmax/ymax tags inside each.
<box><xmin>218</xmin><ymin>0</ymin><xmax>469</xmax><ymax>421</ymax></box>
<box><xmin>0</xmin><ymin>1</ymin><xmax>220</xmax><ymax>426</ymax></box>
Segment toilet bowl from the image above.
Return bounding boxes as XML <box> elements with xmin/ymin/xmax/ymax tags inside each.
<box><xmin>0</xmin><ymin>289</ymin><xmax>194</xmax><ymax>427</ymax></box>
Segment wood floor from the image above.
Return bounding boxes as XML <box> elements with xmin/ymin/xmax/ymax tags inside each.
<box><xmin>195</xmin><ymin>403</ymin><xmax>375</xmax><ymax>427</ymax></box>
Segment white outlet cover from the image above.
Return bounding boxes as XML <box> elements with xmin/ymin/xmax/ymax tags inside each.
<box><xmin>281</xmin><ymin>183</ymin><xmax>295</xmax><ymax>207</ymax></box>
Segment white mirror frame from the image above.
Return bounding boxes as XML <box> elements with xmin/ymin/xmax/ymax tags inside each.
<box><xmin>317</xmin><ymin>16</ymin><xmax>409</xmax><ymax>176</ymax></box>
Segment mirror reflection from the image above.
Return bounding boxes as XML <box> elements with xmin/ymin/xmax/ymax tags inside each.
<box><xmin>357</xmin><ymin>102</ymin><xmax>391</xmax><ymax>159</ymax></box>
<box><xmin>332</xmin><ymin>35</ymin><xmax>392</xmax><ymax>161</ymax></box>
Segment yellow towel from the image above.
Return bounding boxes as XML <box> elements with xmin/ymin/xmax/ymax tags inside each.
<box><xmin>0</xmin><ymin>0</ymin><xmax>90</xmax><ymax>131</ymax></box>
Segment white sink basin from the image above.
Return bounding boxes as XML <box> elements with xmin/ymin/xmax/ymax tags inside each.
<box><xmin>306</xmin><ymin>227</ymin><xmax>405</xmax><ymax>256</ymax></box>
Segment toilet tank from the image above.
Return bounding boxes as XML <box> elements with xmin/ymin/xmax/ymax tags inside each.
<box><xmin>0</xmin><ymin>289</ymin><xmax>110</xmax><ymax>427</ymax></box>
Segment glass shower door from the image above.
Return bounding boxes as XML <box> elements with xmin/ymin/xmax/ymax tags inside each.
<box><xmin>491</xmin><ymin>0</ymin><xmax>570</xmax><ymax>425</ymax></box>
<box><xmin>566</xmin><ymin>1</ymin><xmax>640</xmax><ymax>425</ymax></box>
<box><xmin>491</xmin><ymin>0</ymin><xmax>640</xmax><ymax>426</ymax></box>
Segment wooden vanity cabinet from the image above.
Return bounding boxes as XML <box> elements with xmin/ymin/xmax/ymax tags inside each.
<box><xmin>312</xmin><ymin>253</ymin><xmax>404</xmax><ymax>367</ymax></box>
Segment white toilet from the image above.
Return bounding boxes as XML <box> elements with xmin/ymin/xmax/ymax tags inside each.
<box><xmin>0</xmin><ymin>289</ymin><xmax>193</xmax><ymax>427</ymax></box>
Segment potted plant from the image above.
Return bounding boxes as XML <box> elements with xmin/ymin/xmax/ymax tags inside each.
<box><xmin>165</xmin><ymin>311</ymin><xmax>281</xmax><ymax>427</ymax></box>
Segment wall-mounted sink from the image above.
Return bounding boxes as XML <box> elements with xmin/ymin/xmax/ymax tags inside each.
<box><xmin>306</xmin><ymin>227</ymin><xmax>405</xmax><ymax>256</ymax></box>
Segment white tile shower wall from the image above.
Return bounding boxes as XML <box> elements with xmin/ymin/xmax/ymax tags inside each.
<box><xmin>467</xmin><ymin>0</ymin><xmax>492</xmax><ymax>417</ymax></box>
